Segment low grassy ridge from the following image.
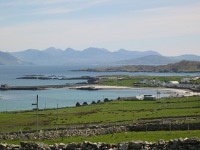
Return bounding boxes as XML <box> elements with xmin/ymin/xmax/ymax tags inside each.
<box><xmin>84</xmin><ymin>60</ymin><xmax>200</xmax><ymax>72</ymax></box>
<box><xmin>0</xmin><ymin>96</ymin><xmax>200</xmax><ymax>133</ymax></box>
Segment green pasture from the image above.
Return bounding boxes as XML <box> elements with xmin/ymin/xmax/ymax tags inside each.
<box><xmin>0</xmin><ymin>96</ymin><xmax>200</xmax><ymax>133</ymax></box>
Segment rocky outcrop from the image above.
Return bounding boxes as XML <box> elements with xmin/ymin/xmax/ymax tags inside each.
<box><xmin>1</xmin><ymin>138</ymin><xmax>200</xmax><ymax>150</ymax></box>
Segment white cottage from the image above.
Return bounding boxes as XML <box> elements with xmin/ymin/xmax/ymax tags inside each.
<box><xmin>169</xmin><ymin>81</ymin><xmax>179</xmax><ymax>86</ymax></box>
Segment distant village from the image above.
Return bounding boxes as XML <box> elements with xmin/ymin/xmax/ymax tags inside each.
<box><xmin>140</xmin><ymin>76</ymin><xmax>200</xmax><ymax>90</ymax></box>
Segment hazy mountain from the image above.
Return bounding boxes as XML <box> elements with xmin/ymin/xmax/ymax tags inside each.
<box><xmin>113</xmin><ymin>49</ymin><xmax>160</xmax><ymax>59</ymax></box>
<box><xmin>43</xmin><ymin>47</ymin><xmax>63</xmax><ymax>56</ymax></box>
<box><xmin>0</xmin><ymin>51</ymin><xmax>26</xmax><ymax>65</ymax></box>
<box><xmin>12</xmin><ymin>47</ymin><xmax>65</xmax><ymax>65</ymax></box>
<box><xmin>13</xmin><ymin>49</ymin><xmax>47</xmax><ymax>65</ymax></box>
<box><xmin>170</xmin><ymin>54</ymin><xmax>200</xmax><ymax>61</ymax></box>
<box><xmin>82</xmin><ymin>47</ymin><xmax>110</xmax><ymax>55</ymax></box>
<box><xmin>116</xmin><ymin>55</ymin><xmax>178</xmax><ymax>65</ymax></box>
<box><xmin>64</xmin><ymin>48</ymin><xmax>79</xmax><ymax>55</ymax></box>
<box><xmin>10</xmin><ymin>47</ymin><xmax>200</xmax><ymax>66</ymax></box>
<box><xmin>12</xmin><ymin>47</ymin><xmax>160</xmax><ymax>65</ymax></box>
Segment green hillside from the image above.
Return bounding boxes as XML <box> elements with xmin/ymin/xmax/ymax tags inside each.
<box><xmin>82</xmin><ymin>60</ymin><xmax>200</xmax><ymax>72</ymax></box>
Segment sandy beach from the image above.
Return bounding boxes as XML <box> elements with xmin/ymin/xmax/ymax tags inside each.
<box><xmin>71</xmin><ymin>85</ymin><xmax>200</xmax><ymax>97</ymax></box>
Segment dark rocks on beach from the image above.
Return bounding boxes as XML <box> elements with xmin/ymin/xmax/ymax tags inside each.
<box><xmin>97</xmin><ymin>100</ymin><xmax>101</xmax><ymax>104</ymax></box>
<box><xmin>76</xmin><ymin>86</ymin><xmax>99</xmax><ymax>90</ymax></box>
<box><xmin>104</xmin><ymin>98</ymin><xmax>112</xmax><ymax>102</ymax></box>
<box><xmin>76</xmin><ymin>102</ymin><xmax>81</xmax><ymax>107</ymax></box>
<box><xmin>75</xmin><ymin>100</ymin><xmax>101</xmax><ymax>107</ymax></box>
<box><xmin>91</xmin><ymin>101</ymin><xmax>96</xmax><ymax>105</ymax></box>
<box><xmin>82</xmin><ymin>102</ymin><xmax>88</xmax><ymax>106</ymax></box>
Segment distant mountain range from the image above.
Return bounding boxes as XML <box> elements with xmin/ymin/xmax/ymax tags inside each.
<box><xmin>10</xmin><ymin>47</ymin><xmax>162</xmax><ymax>65</ymax></box>
<box><xmin>116</xmin><ymin>55</ymin><xmax>177</xmax><ymax>65</ymax></box>
<box><xmin>0</xmin><ymin>47</ymin><xmax>199</xmax><ymax>66</ymax></box>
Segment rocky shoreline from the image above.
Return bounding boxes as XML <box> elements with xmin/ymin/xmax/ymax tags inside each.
<box><xmin>1</xmin><ymin>138</ymin><xmax>200</xmax><ymax>150</ymax></box>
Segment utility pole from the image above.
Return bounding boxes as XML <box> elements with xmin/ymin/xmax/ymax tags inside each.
<box><xmin>157</xmin><ymin>90</ymin><xmax>160</xmax><ymax>99</ymax></box>
<box><xmin>32</xmin><ymin>95</ymin><xmax>39</xmax><ymax>138</ymax></box>
<box><xmin>57</xmin><ymin>103</ymin><xmax>58</xmax><ymax>119</ymax></box>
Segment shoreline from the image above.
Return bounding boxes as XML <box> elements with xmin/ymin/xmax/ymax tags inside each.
<box><xmin>70</xmin><ymin>84</ymin><xmax>200</xmax><ymax>97</ymax></box>
<box><xmin>1</xmin><ymin>83</ymin><xmax>199</xmax><ymax>97</ymax></box>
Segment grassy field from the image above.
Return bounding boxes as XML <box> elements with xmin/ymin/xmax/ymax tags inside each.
<box><xmin>0</xmin><ymin>96</ymin><xmax>200</xmax><ymax>133</ymax></box>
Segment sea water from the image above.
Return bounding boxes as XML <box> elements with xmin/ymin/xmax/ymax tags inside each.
<box><xmin>0</xmin><ymin>65</ymin><xmax>199</xmax><ymax>111</ymax></box>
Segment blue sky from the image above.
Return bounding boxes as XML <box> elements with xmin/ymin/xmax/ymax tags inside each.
<box><xmin>0</xmin><ymin>0</ymin><xmax>200</xmax><ymax>56</ymax></box>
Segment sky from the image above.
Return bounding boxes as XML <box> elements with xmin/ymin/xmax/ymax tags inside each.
<box><xmin>0</xmin><ymin>0</ymin><xmax>200</xmax><ymax>56</ymax></box>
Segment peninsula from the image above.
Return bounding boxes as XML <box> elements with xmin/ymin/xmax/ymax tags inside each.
<box><xmin>80</xmin><ymin>60</ymin><xmax>200</xmax><ymax>73</ymax></box>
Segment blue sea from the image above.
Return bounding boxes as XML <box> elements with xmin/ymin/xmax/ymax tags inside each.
<box><xmin>0</xmin><ymin>65</ymin><xmax>199</xmax><ymax>112</ymax></box>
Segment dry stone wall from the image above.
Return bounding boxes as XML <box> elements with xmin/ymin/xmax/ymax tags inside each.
<box><xmin>0</xmin><ymin>122</ymin><xmax>200</xmax><ymax>141</ymax></box>
<box><xmin>0</xmin><ymin>138</ymin><xmax>200</xmax><ymax>150</ymax></box>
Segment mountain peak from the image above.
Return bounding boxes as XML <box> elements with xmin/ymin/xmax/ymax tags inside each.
<box><xmin>65</xmin><ymin>48</ymin><xmax>74</xmax><ymax>50</ymax></box>
<box><xmin>43</xmin><ymin>47</ymin><xmax>63</xmax><ymax>56</ymax></box>
<box><xmin>83</xmin><ymin>47</ymin><xmax>109</xmax><ymax>52</ymax></box>
<box><xmin>44</xmin><ymin>47</ymin><xmax>63</xmax><ymax>52</ymax></box>
<box><xmin>82</xmin><ymin>47</ymin><xmax>110</xmax><ymax>55</ymax></box>
<box><xmin>144</xmin><ymin>50</ymin><xmax>161</xmax><ymax>55</ymax></box>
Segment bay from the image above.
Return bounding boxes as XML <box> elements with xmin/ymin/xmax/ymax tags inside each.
<box><xmin>0</xmin><ymin>65</ymin><xmax>199</xmax><ymax>112</ymax></box>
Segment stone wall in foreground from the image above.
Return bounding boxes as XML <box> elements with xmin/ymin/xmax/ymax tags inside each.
<box><xmin>1</xmin><ymin>122</ymin><xmax>200</xmax><ymax>141</ymax></box>
<box><xmin>0</xmin><ymin>138</ymin><xmax>200</xmax><ymax>150</ymax></box>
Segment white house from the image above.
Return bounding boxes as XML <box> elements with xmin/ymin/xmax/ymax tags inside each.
<box><xmin>192</xmin><ymin>77</ymin><xmax>200</xmax><ymax>81</ymax></box>
<box><xmin>168</xmin><ymin>81</ymin><xmax>179</xmax><ymax>86</ymax></box>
